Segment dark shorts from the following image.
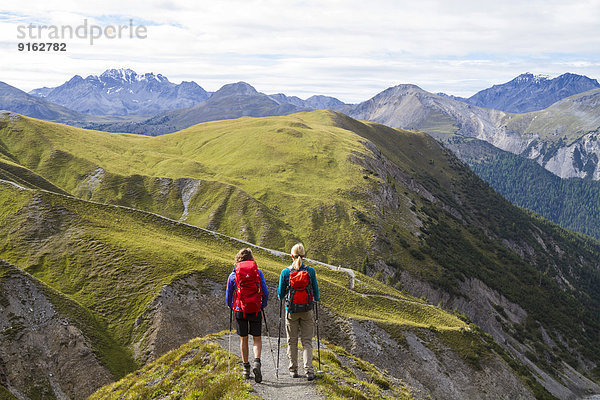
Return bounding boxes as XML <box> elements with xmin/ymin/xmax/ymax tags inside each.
<box><xmin>235</xmin><ymin>311</ymin><xmax>262</xmax><ymax>337</ymax></box>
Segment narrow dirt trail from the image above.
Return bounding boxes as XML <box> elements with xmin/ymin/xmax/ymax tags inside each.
<box><xmin>216</xmin><ymin>335</ymin><xmax>324</xmax><ymax>400</ymax></box>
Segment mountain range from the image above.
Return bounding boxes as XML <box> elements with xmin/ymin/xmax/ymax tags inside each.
<box><xmin>348</xmin><ymin>83</ymin><xmax>600</xmax><ymax>180</ymax></box>
<box><xmin>29</xmin><ymin>68</ymin><xmax>210</xmax><ymax>116</ymax></box>
<box><xmin>28</xmin><ymin>68</ymin><xmax>346</xmax><ymax>119</ymax></box>
<box><xmin>447</xmin><ymin>72</ymin><xmax>600</xmax><ymax>113</ymax></box>
<box><xmin>1</xmin><ymin>110</ymin><xmax>600</xmax><ymax>399</ymax></box>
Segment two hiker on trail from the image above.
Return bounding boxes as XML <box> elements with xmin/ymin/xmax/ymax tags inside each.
<box><xmin>225</xmin><ymin>243</ymin><xmax>320</xmax><ymax>383</ymax></box>
<box><xmin>225</xmin><ymin>248</ymin><xmax>269</xmax><ymax>383</ymax></box>
<box><xmin>278</xmin><ymin>243</ymin><xmax>320</xmax><ymax>381</ymax></box>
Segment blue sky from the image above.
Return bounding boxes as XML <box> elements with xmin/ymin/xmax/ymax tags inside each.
<box><xmin>1</xmin><ymin>0</ymin><xmax>599</xmax><ymax>102</ymax></box>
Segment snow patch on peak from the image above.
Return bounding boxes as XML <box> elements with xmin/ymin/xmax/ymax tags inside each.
<box><xmin>515</xmin><ymin>73</ymin><xmax>552</xmax><ymax>84</ymax></box>
<box><xmin>532</xmin><ymin>73</ymin><xmax>551</xmax><ymax>83</ymax></box>
<box><xmin>100</xmin><ymin>68</ymin><xmax>139</xmax><ymax>83</ymax></box>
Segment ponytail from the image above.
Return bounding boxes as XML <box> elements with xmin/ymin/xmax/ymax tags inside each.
<box><xmin>290</xmin><ymin>243</ymin><xmax>306</xmax><ymax>270</ymax></box>
<box><xmin>292</xmin><ymin>256</ymin><xmax>303</xmax><ymax>270</ymax></box>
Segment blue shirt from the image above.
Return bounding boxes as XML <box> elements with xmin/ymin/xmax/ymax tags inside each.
<box><xmin>278</xmin><ymin>264</ymin><xmax>319</xmax><ymax>312</ymax></box>
<box><xmin>225</xmin><ymin>268</ymin><xmax>269</xmax><ymax>310</ymax></box>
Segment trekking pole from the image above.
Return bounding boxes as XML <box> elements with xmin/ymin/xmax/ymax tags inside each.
<box><xmin>228</xmin><ymin>307</ymin><xmax>232</xmax><ymax>373</ymax></box>
<box><xmin>315</xmin><ymin>302</ymin><xmax>322</xmax><ymax>373</ymax></box>
<box><xmin>262</xmin><ymin>310</ymin><xmax>279</xmax><ymax>381</ymax></box>
<box><xmin>277</xmin><ymin>300</ymin><xmax>282</xmax><ymax>378</ymax></box>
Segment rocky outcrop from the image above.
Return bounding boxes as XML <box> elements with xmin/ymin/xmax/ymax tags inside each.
<box><xmin>131</xmin><ymin>272</ymin><xmax>282</xmax><ymax>365</ymax></box>
<box><xmin>349</xmin><ymin>320</ymin><xmax>534</xmax><ymax>400</ymax></box>
<box><xmin>525</xmin><ymin>132</ymin><xmax>600</xmax><ymax>179</ymax></box>
<box><xmin>0</xmin><ymin>260</ymin><xmax>113</xmax><ymax>400</ymax></box>
<box><xmin>131</xmin><ymin>274</ymin><xmax>231</xmax><ymax>364</ymax></box>
<box><xmin>399</xmin><ymin>272</ymin><xmax>600</xmax><ymax>399</ymax></box>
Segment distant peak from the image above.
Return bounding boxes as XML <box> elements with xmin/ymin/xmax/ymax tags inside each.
<box><xmin>510</xmin><ymin>72</ymin><xmax>600</xmax><ymax>86</ymax></box>
<box><xmin>382</xmin><ymin>83</ymin><xmax>425</xmax><ymax>95</ymax></box>
<box><xmin>391</xmin><ymin>83</ymin><xmax>424</xmax><ymax>91</ymax></box>
<box><xmin>93</xmin><ymin>69</ymin><xmax>177</xmax><ymax>84</ymax></box>
<box><xmin>139</xmin><ymin>72</ymin><xmax>169</xmax><ymax>83</ymax></box>
<box><xmin>179</xmin><ymin>80</ymin><xmax>200</xmax><ymax>87</ymax></box>
<box><xmin>68</xmin><ymin>75</ymin><xmax>84</xmax><ymax>82</ymax></box>
<box><xmin>215</xmin><ymin>81</ymin><xmax>258</xmax><ymax>96</ymax></box>
<box><xmin>513</xmin><ymin>72</ymin><xmax>550</xmax><ymax>83</ymax></box>
<box><xmin>555</xmin><ymin>72</ymin><xmax>600</xmax><ymax>84</ymax></box>
<box><xmin>101</xmin><ymin>68</ymin><xmax>136</xmax><ymax>78</ymax></box>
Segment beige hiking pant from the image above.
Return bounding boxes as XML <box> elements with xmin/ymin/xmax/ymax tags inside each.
<box><xmin>286</xmin><ymin>309</ymin><xmax>314</xmax><ymax>374</ymax></box>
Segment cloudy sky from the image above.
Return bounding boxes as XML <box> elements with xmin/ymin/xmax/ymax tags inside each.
<box><xmin>1</xmin><ymin>0</ymin><xmax>599</xmax><ymax>102</ymax></box>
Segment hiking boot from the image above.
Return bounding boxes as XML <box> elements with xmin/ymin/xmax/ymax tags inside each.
<box><xmin>252</xmin><ymin>358</ymin><xmax>262</xmax><ymax>383</ymax></box>
<box><xmin>307</xmin><ymin>371</ymin><xmax>316</xmax><ymax>381</ymax></box>
<box><xmin>242</xmin><ymin>363</ymin><xmax>251</xmax><ymax>379</ymax></box>
<box><xmin>290</xmin><ymin>371</ymin><xmax>300</xmax><ymax>378</ymax></box>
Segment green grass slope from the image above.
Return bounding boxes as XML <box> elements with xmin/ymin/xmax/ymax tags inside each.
<box><xmin>0</xmin><ymin>110</ymin><xmax>405</xmax><ymax>265</ymax></box>
<box><xmin>0</xmin><ymin>385</ymin><xmax>18</xmax><ymax>400</ymax></box>
<box><xmin>0</xmin><ymin>158</ymin><xmax>70</xmax><ymax>194</ymax></box>
<box><xmin>0</xmin><ymin>177</ymin><xmax>473</xmax><ymax>398</ymax></box>
<box><xmin>89</xmin><ymin>334</ymin><xmax>258</xmax><ymax>400</ymax></box>
<box><xmin>316</xmin><ymin>340</ymin><xmax>414</xmax><ymax>399</ymax></box>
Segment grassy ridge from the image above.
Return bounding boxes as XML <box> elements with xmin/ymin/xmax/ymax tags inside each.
<box><xmin>89</xmin><ymin>334</ymin><xmax>258</xmax><ymax>400</ymax></box>
<box><xmin>0</xmin><ymin>111</ymin><xmax>384</xmax><ymax>265</ymax></box>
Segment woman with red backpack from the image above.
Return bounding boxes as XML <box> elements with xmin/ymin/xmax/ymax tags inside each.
<box><xmin>277</xmin><ymin>243</ymin><xmax>320</xmax><ymax>381</ymax></box>
<box><xmin>225</xmin><ymin>248</ymin><xmax>269</xmax><ymax>382</ymax></box>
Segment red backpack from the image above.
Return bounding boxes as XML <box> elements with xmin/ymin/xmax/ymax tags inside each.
<box><xmin>286</xmin><ymin>265</ymin><xmax>314</xmax><ymax>313</ymax></box>
<box><xmin>233</xmin><ymin>260</ymin><xmax>262</xmax><ymax>318</ymax></box>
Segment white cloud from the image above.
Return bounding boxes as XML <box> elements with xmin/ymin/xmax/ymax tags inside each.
<box><xmin>1</xmin><ymin>0</ymin><xmax>599</xmax><ymax>102</ymax></box>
